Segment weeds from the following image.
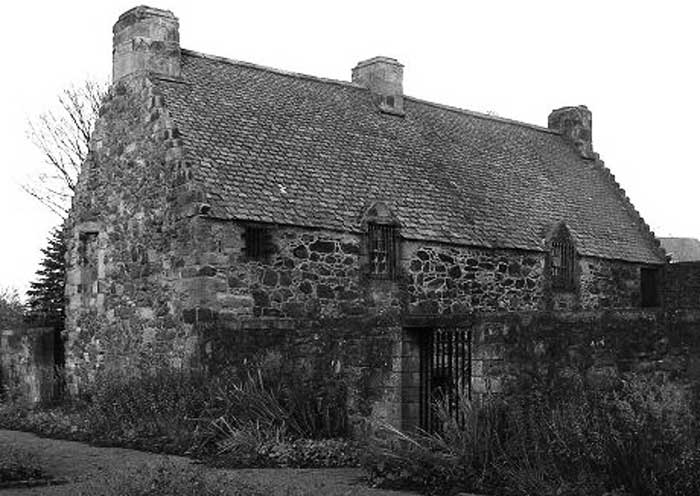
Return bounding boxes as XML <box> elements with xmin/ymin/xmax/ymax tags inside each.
<box><xmin>0</xmin><ymin>351</ymin><xmax>356</xmax><ymax>468</ymax></box>
<box><xmin>364</xmin><ymin>374</ymin><xmax>700</xmax><ymax>496</ymax></box>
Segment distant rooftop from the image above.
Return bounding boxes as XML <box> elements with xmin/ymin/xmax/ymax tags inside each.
<box><xmin>659</xmin><ymin>238</ymin><xmax>700</xmax><ymax>262</ymax></box>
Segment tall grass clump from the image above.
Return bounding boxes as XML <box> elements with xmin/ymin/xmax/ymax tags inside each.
<box><xmin>364</xmin><ymin>374</ymin><xmax>700</xmax><ymax>496</ymax></box>
<box><xmin>204</xmin><ymin>351</ymin><xmax>356</xmax><ymax>466</ymax></box>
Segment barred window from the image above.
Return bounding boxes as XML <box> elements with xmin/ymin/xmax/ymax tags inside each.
<box><xmin>243</xmin><ymin>225</ymin><xmax>273</xmax><ymax>261</ymax></box>
<box><xmin>368</xmin><ymin>223</ymin><xmax>398</xmax><ymax>279</ymax></box>
<box><xmin>550</xmin><ymin>235</ymin><xmax>576</xmax><ymax>290</ymax></box>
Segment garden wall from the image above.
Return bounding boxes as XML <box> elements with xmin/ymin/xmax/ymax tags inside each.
<box><xmin>471</xmin><ymin>309</ymin><xmax>700</xmax><ymax>397</ymax></box>
<box><xmin>195</xmin><ymin>316</ymin><xmax>402</xmax><ymax>433</ymax></box>
<box><xmin>664</xmin><ymin>261</ymin><xmax>700</xmax><ymax>309</ymax></box>
<box><xmin>0</xmin><ymin>327</ymin><xmax>55</xmax><ymax>403</ymax></box>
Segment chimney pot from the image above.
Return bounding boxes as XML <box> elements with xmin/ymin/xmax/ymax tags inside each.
<box><xmin>548</xmin><ymin>105</ymin><xmax>594</xmax><ymax>159</ymax></box>
<box><xmin>352</xmin><ymin>56</ymin><xmax>404</xmax><ymax>115</ymax></box>
<box><xmin>112</xmin><ymin>6</ymin><xmax>181</xmax><ymax>82</ymax></box>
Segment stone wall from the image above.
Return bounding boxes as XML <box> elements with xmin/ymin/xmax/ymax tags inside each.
<box><xmin>470</xmin><ymin>309</ymin><xmax>700</xmax><ymax>398</ymax></box>
<box><xmin>64</xmin><ymin>75</ymin><xmax>201</xmax><ymax>392</ymax></box>
<box><xmin>578</xmin><ymin>257</ymin><xmax>643</xmax><ymax>309</ymax></box>
<box><xmin>176</xmin><ymin>220</ymin><xmax>382</xmax><ymax>322</ymax></box>
<box><xmin>174</xmin><ymin>220</ymin><xmax>404</xmax><ymax>428</ymax></box>
<box><xmin>664</xmin><ymin>262</ymin><xmax>700</xmax><ymax>309</ymax></box>
<box><xmin>174</xmin><ymin>220</ymin><xmax>653</xmax><ymax>326</ymax></box>
<box><xmin>0</xmin><ymin>328</ymin><xmax>55</xmax><ymax>403</ymax></box>
<box><xmin>403</xmin><ymin>241</ymin><xmax>646</xmax><ymax>314</ymax></box>
<box><xmin>404</xmin><ymin>243</ymin><xmax>544</xmax><ymax>315</ymax></box>
<box><xmin>196</xmin><ymin>318</ymin><xmax>402</xmax><ymax>430</ymax></box>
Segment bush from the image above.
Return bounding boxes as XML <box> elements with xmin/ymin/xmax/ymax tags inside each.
<box><xmin>83</xmin><ymin>368</ymin><xmax>210</xmax><ymax>453</ymax></box>
<box><xmin>0</xmin><ymin>446</ymin><xmax>46</xmax><ymax>483</ymax></box>
<box><xmin>206</xmin><ymin>351</ymin><xmax>349</xmax><ymax>442</ymax></box>
<box><xmin>363</xmin><ymin>396</ymin><xmax>509</xmax><ymax>494</ymax></box>
<box><xmin>200</xmin><ymin>351</ymin><xmax>352</xmax><ymax>466</ymax></box>
<box><xmin>0</xmin><ymin>401</ymin><xmax>89</xmax><ymax>441</ymax></box>
<box><xmin>363</xmin><ymin>374</ymin><xmax>700</xmax><ymax>496</ymax></box>
<box><xmin>0</xmin><ymin>351</ymin><xmax>357</xmax><ymax>468</ymax></box>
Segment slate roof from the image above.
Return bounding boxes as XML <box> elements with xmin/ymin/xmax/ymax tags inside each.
<box><xmin>154</xmin><ymin>49</ymin><xmax>665</xmax><ymax>264</ymax></box>
<box><xmin>659</xmin><ymin>238</ymin><xmax>700</xmax><ymax>262</ymax></box>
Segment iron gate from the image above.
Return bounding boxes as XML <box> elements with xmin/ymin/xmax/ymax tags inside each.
<box><xmin>419</xmin><ymin>327</ymin><xmax>472</xmax><ymax>432</ymax></box>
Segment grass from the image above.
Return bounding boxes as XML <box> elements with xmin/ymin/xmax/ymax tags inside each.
<box><xmin>0</xmin><ymin>445</ymin><xmax>46</xmax><ymax>484</ymax></box>
<box><xmin>75</xmin><ymin>458</ymin><xmax>270</xmax><ymax>496</ymax></box>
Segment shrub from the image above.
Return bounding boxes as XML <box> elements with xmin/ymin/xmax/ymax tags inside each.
<box><xmin>0</xmin><ymin>402</ymin><xmax>89</xmax><ymax>441</ymax></box>
<box><xmin>363</xmin><ymin>374</ymin><xmax>700</xmax><ymax>496</ymax></box>
<box><xmin>202</xmin><ymin>351</ymin><xmax>352</xmax><ymax>465</ymax></box>
<box><xmin>1</xmin><ymin>351</ymin><xmax>356</xmax><ymax>468</ymax></box>
<box><xmin>206</xmin><ymin>351</ymin><xmax>349</xmax><ymax>442</ymax></box>
<box><xmin>363</xmin><ymin>395</ymin><xmax>510</xmax><ymax>494</ymax></box>
<box><xmin>83</xmin><ymin>368</ymin><xmax>211</xmax><ymax>453</ymax></box>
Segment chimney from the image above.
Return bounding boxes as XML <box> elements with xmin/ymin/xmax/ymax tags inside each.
<box><xmin>352</xmin><ymin>56</ymin><xmax>404</xmax><ymax>115</ymax></box>
<box><xmin>112</xmin><ymin>6</ymin><xmax>181</xmax><ymax>82</ymax></box>
<box><xmin>548</xmin><ymin>105</ymin><xmax>594</xmax><ymax>159</ymax></box>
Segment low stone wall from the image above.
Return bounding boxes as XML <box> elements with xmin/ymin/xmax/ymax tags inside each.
<box><xmin>471</xmin><ymin>309</ymin><xmax>700</xmax><ymax>396</ymax></box>
<box><xmin>0</xmin><ymin>327</ymin><xmax>56</xmax><ymax>403</ymax></box>
<box><xmin>664</xmin><ymin>262</ymin><xmax>700</xmax><ymax>309</ymax></box>
<box><xmin>195</xmin><ymin>316</ymin><xmax>402</xmax><ymax>433</ymax></box>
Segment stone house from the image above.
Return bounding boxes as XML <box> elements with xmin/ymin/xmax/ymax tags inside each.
<box><xmin>659</xmin><ymin>237</ymin><xmax>700</xmax><ymax>262</ymax></box>
<box><xmin>65</xmin><ymin>6</ymin><xmax>668</xmax><ymax>430</ymax></box>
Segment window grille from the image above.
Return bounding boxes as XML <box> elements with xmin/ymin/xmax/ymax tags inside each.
<box><xmin>419</xmin><ymin>327</ymin><xmax>471</xmax><ymax>432</ymax></box>
<box><xmin>368</xmin><ymin>223</ymin><xmax>397</xmax><ymax>279</ymax></box>
<box><xmin>244</xmin><ymin>225</ymin><xmax>272</xmax><ymax>261</ymax></box>
<box><xmin>550</xmin><ymin>237</ymin><xmax>576</xmax><ymax>290</ymax></box>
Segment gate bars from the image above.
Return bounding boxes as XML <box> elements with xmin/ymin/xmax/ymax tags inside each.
<box><xmin>419</xmin><ymin>327</ymin><xmax>472</xmax><ymax>432</ymax></box>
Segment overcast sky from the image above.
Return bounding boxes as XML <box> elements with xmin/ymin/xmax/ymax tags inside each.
<box><xmin>1</xmin><ymin>1</ymin><xmax>698</xmax><ymax>297</ymax></box>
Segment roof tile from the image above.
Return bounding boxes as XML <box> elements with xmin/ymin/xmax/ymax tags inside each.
<box><xmin>154</xmin><ymin>51</ymin><xmax>664</xmax><ymax>264</ymax></box>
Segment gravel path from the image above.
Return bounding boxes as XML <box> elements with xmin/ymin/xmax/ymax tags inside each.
<box><xmin>0</xmin><ymin>430</ymin><xmax>418</xmax><ymax>495</ymax></box>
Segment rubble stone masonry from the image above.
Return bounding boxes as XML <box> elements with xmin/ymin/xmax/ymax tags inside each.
<box><xmin>64</xmin><ymin>72</ymin><xmax>667</xmax><ymax>428</ymax></box>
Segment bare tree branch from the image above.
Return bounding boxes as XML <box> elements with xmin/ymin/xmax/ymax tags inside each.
<box><xmin>24</xmin><ymin>79</ymin><xmax>108</xmax><ymax>218</ymax></box>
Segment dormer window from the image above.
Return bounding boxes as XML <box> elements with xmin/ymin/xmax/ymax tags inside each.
<box><xmin>547</xmin><ymin>222</ymin><xmax>577</xmax><ymax>291</ymax></box>
<box><xmin>363</xmin><ymin>201</ymin><xmax>400</xmax><ymax>280</ymax></box>
<box><xmin>368</xmin><ymin>223</ymin><xmax>398</xmax><ymax>279</ymax></box>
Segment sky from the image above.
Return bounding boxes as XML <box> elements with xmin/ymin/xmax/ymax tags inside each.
<box><xmin>1</xmin><ymin>0</ymin><xmax>698</xmax><ymax>298</ymax></box>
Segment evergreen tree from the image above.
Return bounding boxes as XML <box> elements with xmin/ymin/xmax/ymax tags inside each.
<box><xmin>26</xmin><ymin>226</ymin><xmax>66</xmax><ymax>328</ymax></box>
<box><xmin>0</xmin><ymin>287</ymin><xmax>24</xmax><ymax>329</ymax></box>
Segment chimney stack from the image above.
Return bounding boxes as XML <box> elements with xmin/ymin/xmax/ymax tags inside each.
<box><xmin>548</xmin><ymin>105</ymin><xmax>594</xmax><ymax>159</ymax></box>
<box><xmin>352</xmin><ymin>56</ymin><xmax>404</xmax><ymax>115</ymax></box>
<box><xmin>112</xmin><ymin>6</ymin><xmax>181</xmax><ymax>82</ymax></box>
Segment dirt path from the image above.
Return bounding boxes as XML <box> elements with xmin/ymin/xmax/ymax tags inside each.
<box><xmin>0</xmin><ymin>430</ymin><xmax>417</xmax><ymax>495</ymax></box>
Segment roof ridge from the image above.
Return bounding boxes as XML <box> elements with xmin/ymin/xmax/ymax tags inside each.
<box><xmin>181</xmin><ymin>48</ymin><xmax>362</xmax><ymax>90</ymax></box>
<box><xmin>181</xmin><ymin>48</ymin><xmax>560</xmax><ymax>134</ymax></box>
<box><xmin>403</xmin><ymin>96</ymin><xmax>559</xmax><ymax>134</ymax></box>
